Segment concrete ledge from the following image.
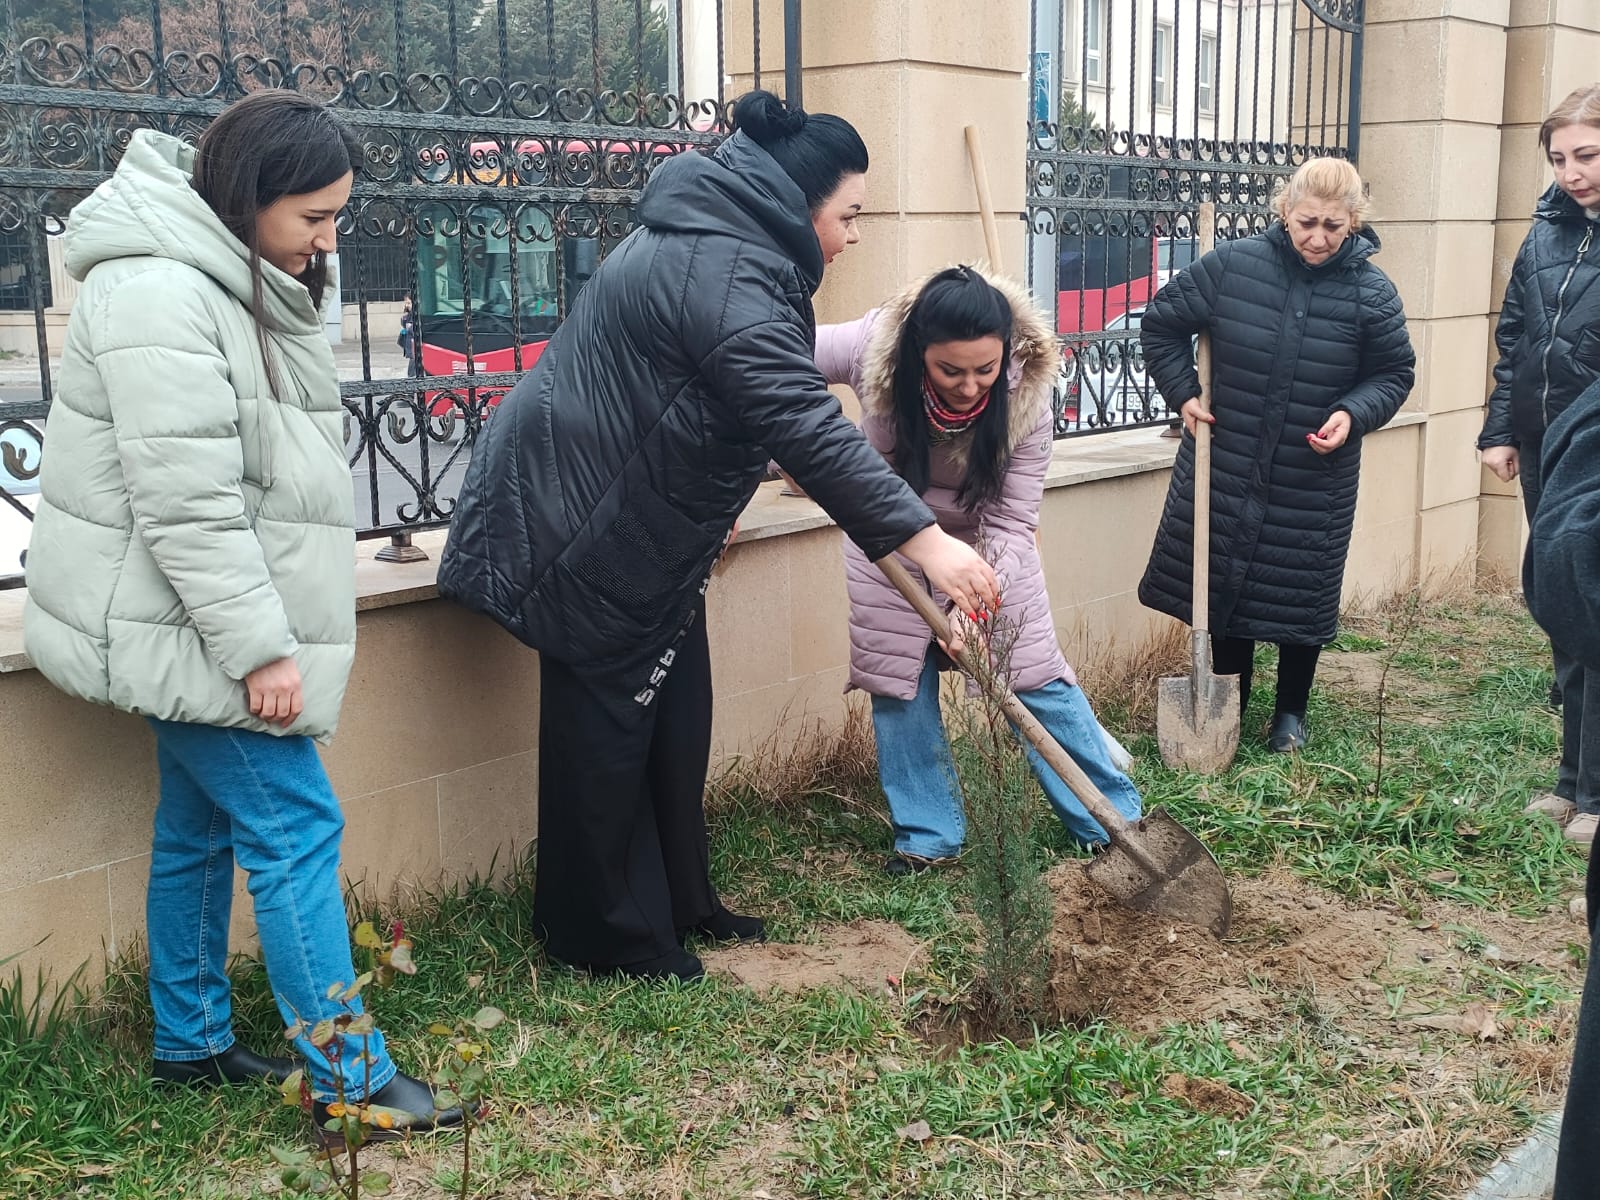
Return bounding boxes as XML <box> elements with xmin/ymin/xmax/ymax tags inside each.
<box><xmin>0</xmin><ymin>412</ymin><xmax>1434</xmax><ymax>676</ymax></box>
<box><xmin>1465</xmin><ymin>1110</ymin><xmax>1561</xmax><ymax>1200</ymax></box>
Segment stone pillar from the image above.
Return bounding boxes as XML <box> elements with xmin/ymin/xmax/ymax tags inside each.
<box><xmin>792</xmin><ymin>3</ymin><xmax>1032</xmax><ymax>323</ymax></box>
<box><xmin>1358</xmin><ymin>0</ymin><xmax>1510</xmax><ymax>592</ymax></box>
<box><xmin>1480</xmin><ymin>0</ymin><xmax>1600</xmax><ymax>580</ymax></box>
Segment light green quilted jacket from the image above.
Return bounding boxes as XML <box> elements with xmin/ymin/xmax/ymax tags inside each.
<box><xmin>23</xmin><ymin>129</ymin><xmax>356</xmax><ymax>739</ymax></box>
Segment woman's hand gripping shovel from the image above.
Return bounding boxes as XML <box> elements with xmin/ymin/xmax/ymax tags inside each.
<box><xmin>875</xmin><ymin>556</ymin><xmax>1232</xmax><ymax>937</ymax></box>
<box><xmin>1156</xmin><ymin>202</ymin><xmax>1241</xmax><ymax>774</ymax></box>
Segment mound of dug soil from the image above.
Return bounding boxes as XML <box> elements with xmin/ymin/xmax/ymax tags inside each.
<box><xmin>1046</xmin><ymin>862</ymin><xmax>1578</xmax><ymax>1032</ymax></box>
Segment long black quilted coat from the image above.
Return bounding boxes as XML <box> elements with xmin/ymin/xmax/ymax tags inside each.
<box><xmin>1478</xmin><ymin>184</ymin><xmax>1600</xmax><ymax>451</ymax></box>
<box><xmin>1137</xmin><ymin>224</ymin><xmax>1416</xmax><ymax>645</ymax></box>
<box><xmin>438</xmin><ymin>133</ymin><xmax>934</xmax><ymax>683</ymax></box>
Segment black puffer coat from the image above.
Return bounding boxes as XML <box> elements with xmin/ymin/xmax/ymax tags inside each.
<box><xmin>1478</xmin><ymin>184</ymin><xmax>1600</xmax><ymax>451</ymax></box>
<box><xmin>1138</xmin><ymin>224</ymin><xmax>1416</xmax><ymax>644</ymax></box>
<box><xmin>438</xmin><ymin>133</ymin><xmax>934</xmax><ymax>683</ymax></box>
<box><xmin>1526</xmin><ymin>378</ymin><xmax>1600</xmax><ymax>671</ymax></box>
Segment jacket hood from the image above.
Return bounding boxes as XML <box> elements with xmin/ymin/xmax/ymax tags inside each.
<box><xmin>1534</xmin><ymin>181</ymin><xmax>1592</xmax><ymax>224</ymax></box>
<box><xmin>855</xmin><ymin>267</ymin><xmax>1060</xmax><ymax>471</ymax></box>
<box><xmin>64</xmin><ymin>128</ymin><xmax>323</xmax><ymax>333</ymax></box>
<box><xmin>1267</xmin><ymin>220</ymin><xmax>1381</xmax><ymax>273</ymax></box>
<box><xmin>638</xmin><ymin>131</ymin><xmax>825</xmax><ymax>292</ymax></box>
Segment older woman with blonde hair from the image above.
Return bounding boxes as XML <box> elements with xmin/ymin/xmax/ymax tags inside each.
<box><xmin>1138</xmin><ymin>157</ymin><xmax>1416</xmax><ymax>752</ymax></box>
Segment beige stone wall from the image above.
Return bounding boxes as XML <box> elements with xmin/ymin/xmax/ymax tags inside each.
<box><xmin>0</xmin><ymin>418</ymin><xmax>1426</xmax><ymax>995</ymax></box>
<box><xmin>800</xmin><ymin>0</ymin><xmax>1032</xmax><ymax>323</ymax></box>
<box><xmin>1360</xmin><ymin>0</ymin><xmax>1510</xmax><ymax>590</ymax></box>
<box><xmin>1481</xmin><ymin>0</ymin><xmax>1600</xmax><ymax>577</ymax></box>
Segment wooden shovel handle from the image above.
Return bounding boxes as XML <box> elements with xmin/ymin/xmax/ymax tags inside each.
<box><xmin>875</xmin><ymin>556</ymin><xmax>1140</xmax><ymax>846</ymax></box>
<box><xmin>1191</xmin><ymin>203</ymin><xmax>1217</xmax><ymax>657</ymax></box>
<box><xmin>965</xmin><ymin>125</ymin><xmax>1004</xmax><ymax>271</ymax></box>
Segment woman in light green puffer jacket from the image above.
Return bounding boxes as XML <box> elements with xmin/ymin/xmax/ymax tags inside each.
<box><xmin>22</xmin><ymin>91</ymin><xmax>457</xmax><ymax>1134</ymax></box>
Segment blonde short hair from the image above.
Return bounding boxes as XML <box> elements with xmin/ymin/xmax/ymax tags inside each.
<box><xmin>1540</xmin><ymin>82</ymin><xmax>1600</xmax><ymax>152</ymax></box>
<box><xmin>1270</xmin><ymin>157</ymin><xmax>1369</xmax><ymax>230</ymax></box>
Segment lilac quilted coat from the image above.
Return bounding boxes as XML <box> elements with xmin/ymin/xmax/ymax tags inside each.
<box><xmin>815</xmin><ymin>270</ymin><xmax>1074</xmax><ymax>701</ymax></box>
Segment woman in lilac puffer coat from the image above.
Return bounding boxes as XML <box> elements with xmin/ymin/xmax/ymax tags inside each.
<box><xmin>814</xmin><ymin>265</ymin><xmax>1143</xmax><ymax>875</ymax></box>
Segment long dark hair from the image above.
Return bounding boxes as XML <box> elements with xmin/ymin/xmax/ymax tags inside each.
<box><xmin>891</xmin><ymin>267</ymin><xmax>1014</xmax><ymax>511</ymax></box>
<box><xmin>730</xmin><ymin>90</ymin><xmax>868</xmax><ymax>213</ymax></box>
<box><xmin>191</xmin><ymin>90</ymin><xmax>360</xmax><ymax>389</ymax></box>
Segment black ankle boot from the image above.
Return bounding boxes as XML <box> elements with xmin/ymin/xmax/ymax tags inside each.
<box><xmin>610</xmin><ymin>947</ymin><xmax>705</xmax><ymax>982</ymax></box>
<box><xmin>311</xmin><ymin>1070</ymin><xmax>467</xmax><ymax>1144</ymax></box>
<box><xmin>687</xmin><ymin>908</ymin><xmax>766</xmax><ymax>945</ymax></box>
<box><xmin>883</xmin><ymin>852</ymin><xmax>957</xmax><ymax>878</ymax></box>
<box><xmin>1268</xmin><ymin>711</ymin><xmax>1307</xmax><ymax>754</ymax></box>
<box><xmin>152</xmin><ymin>1043</ymin><xmax>298</xmax><ymax>1089</ymax></box>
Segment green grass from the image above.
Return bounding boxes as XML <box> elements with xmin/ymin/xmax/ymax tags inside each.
<box><xmin>0</xmin><ymin>589</ymin><xmax>1584</xmax><ymax>1199</ymax></box>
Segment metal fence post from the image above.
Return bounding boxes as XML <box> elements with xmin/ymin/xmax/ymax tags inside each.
<box><xmin>784</xmin><ymin>0</ymin><xmax>803</xmax><ymax>107</ymax></box>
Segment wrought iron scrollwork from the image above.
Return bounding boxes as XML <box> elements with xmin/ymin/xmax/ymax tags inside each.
<box><xmin>0</xmin><ymin>0</ymin><xmax>771</xmax><ymax>584</ymax></box>
<box><xmin>1298</xmin><ymin>0</ymin><xmax>1364</xmax><ymax>36</ymax></box>
<box><xmin>1029</xmin><ymin>0</ymin><xmax>1364</xmax><ymax>438</ymax></box>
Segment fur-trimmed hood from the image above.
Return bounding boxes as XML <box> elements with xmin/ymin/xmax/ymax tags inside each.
<box><xmin>854</xmin><ymin>267</ymin><xmax>1060</xmax><ymax>472</ymax></box>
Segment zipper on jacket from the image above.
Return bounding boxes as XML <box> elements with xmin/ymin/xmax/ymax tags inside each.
<box><xmin>1540</xmin><ymin>223</ymin><xmax>1595</xmax><ymax>428</ymax></box>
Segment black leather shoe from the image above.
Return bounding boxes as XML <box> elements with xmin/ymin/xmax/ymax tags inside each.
<box><xmin>611</xmin><ymin>947</ymin><xmax>705</xmax><ymax>982</ymax></box>
<box><xmin>684</xmin><ymin>908</ymin><xmax>766</xmax><ymax>945</ymax></box>
<box><xmin>1268</xmin><ymin>711</ymin><xmax>1308</xmax><ymax>754</ymax></box>
<box><xmin>883</xmin><ymin>852</ymin><xmax>958</xmax><ymax>878</ymax></box>
<box><xmin>152</xmin><ymin>1043</ymin><xmax>298</xmax><ymax>1089</ymax></box>
<box><xmin>312</xmin><ymin>1070</ymin><xmax>466</xmax><ymax>1145</ymax></box>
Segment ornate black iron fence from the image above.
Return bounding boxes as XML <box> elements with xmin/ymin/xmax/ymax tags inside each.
<box><xmin>0</xmin><ymin>0</ymin><xmax>799</xmax><ymax>586</ymax></box>
<box><xmin>1027</xmin><ymin>0</ymin><xmax>1364</xmax><ymax>437</ymax></box>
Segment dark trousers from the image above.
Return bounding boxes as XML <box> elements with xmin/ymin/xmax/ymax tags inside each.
<box><xmin>533</xmin><ymin>604</ymin><xmax>720</xmax><ymax>969</ymax></box>
<box><xmin>1211</xmin><ymin>636</ymin><xmax>1323</xmax><ymax>718</ymax></box>
<box><xmin>1522</xmin><ymin>437</ymin><xmax>1600</xmax><ymax>813</ymax></box>
<box><xmin>1553</xmin><ymin>838</ymin><xmax>1599</xmax><ymax>1199</ymax></box>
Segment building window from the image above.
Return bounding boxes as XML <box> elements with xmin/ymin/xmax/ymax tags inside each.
<box><xmin>1153</xmin><ymin>22</ymin><xmax>1172</xmax><ymax>108</ymax></box>
<box><xmin>1199</xmin><ymin>32</ymin><xmax>1217</xmax><ymax>116</ymax></box>
<box><xmin>1085</xmin><ymin>0</ymin><xmax>1103</xmax><ymax>86</ymax></box>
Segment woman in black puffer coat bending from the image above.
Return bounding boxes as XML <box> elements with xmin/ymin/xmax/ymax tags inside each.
<box><xmin>439</xmin><ymin>92</ymin><xmax>998</xmax><ymax>982</ymax></box>
<box><xmin>1139</xmin><ymin>157</ymin><xmax>1416</xmax><ymax>753</ymax></box>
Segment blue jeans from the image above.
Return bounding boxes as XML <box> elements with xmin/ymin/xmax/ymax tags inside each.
<box><xmin>870</xmin><ymin>654</ymin><xmax>1144</xmax><ymax>858</ymax></box>
<box><xmin>145</xmin><ymin>719</ymin><xmax>396</xmax><ymax>1101</ymax></box>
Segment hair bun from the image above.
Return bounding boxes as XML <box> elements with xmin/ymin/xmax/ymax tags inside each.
<box><xmin>732</xmin><ymin>89</ymin><xmax>809</xmax><ymax>146</ymax></box>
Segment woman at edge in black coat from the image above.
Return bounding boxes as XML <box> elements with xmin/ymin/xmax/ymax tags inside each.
<box><xmin>1138</xmin><ymin>157</ymin><xmax>1416</xmax><ymax>753</ymax></box>
<box><xmin>438</xmin><ymin>92</ymin><xmax>999</xmax><ymax>982</ymax></box>
<box><xmin>1478</xmin><ymin>83</ymin><xmax>1600</xmax><ymax>847</ymax></box>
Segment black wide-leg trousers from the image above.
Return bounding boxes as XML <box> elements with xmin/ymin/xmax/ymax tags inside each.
<box><xmin>532</xmin><ymin>602</ymin><xmax>720</xmax><ymax>969</ymax></box>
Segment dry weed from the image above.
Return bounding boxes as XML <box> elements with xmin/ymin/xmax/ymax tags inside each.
<box><xmin>1068</xmin><ymin>620</ymin><xmax>1191</xmax><ymax>727</ymax></box>
<box><xmin>706</xmin><ymin>700</ymin><xmax>880</xmax><ymax>813</ymax></box>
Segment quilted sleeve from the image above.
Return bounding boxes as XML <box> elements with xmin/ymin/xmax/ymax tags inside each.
<box><xmin>1336</xmin><ymin>269</ymin><xmax>1416</xmax><ymax>438</ymax></box>
<box><xmin>703</xmin><ymin>315</ymin><xmax>935</xmax><ymax>562</ymax></box>
<box><xmin>1479</xmin><ymin>238</ymin><xmax>1530</xmax><ymax>449</ymax></box>
<box><xmin>1139</xmin><ymin>247</ymin><xmax>1225</xmax><ymax>409</ymax></box>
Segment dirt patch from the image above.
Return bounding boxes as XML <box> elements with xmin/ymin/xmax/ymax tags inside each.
<box><xmin>1160</xmin><ymin>1072</ymin><xmax>1254</xmax><ymax>1118</ymax></box>
<box><xmin>704</xmin><ymin>919</ymin><xmax>924</xmax><ymax>995</ymax></box>
<box><xmin>1316</xmin><ymin>649</ymin><xmax>1464</xmax><ymax>725</ymax></box>
<box><xmin>1317</xmin><ymin>650</ymin><xmax>1391</xmax><ymax>695</ymax></box>
<box><xmin>1046</xmin><ymin>863</ymin><xmax>1582</xmax><ymax>1034</ymax></box>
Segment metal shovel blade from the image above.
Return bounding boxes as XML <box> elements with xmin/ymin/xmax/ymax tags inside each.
<box><xmin>1156</xmin><ymin>671</ymin><xmax>1241</xmax><ymax>774</ymax></box>
<box><xmin>1086</xmin><ymin>807</ymin><xmax>1233</xmax><ymax>937</ymax></box>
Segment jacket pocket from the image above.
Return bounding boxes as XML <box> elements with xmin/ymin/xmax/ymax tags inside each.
<box><xmin>572</xmin><ymin>492</ymin><xmax>708</xmax><ymax>635</ymax></box>
<box><xmin>236</xmin><ymin>395</ymin><xmax>277</xmax><ymax>490</ymax></box>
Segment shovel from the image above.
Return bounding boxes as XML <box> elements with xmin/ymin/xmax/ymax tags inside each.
<box><xmin>876</xmin><ymin>556</ymin><xmax>1232</xmax><ymax>937</ymax></box>
<box><xmin>1156</xmin><ymin>202</ymin><xmax>1241</xmax><ymax>774</ymax></box>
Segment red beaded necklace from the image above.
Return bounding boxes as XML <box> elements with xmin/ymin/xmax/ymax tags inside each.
<box><xmin>922</xmin><ymin>373</ymin><xmax>990</xmax><ymax>437</ymax></box>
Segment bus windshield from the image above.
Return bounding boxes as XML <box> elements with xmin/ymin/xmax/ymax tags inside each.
<box><xmin>417</xmin><ymin>203</ymin><xmax>561</xmax><ymax>327</ymax></box>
